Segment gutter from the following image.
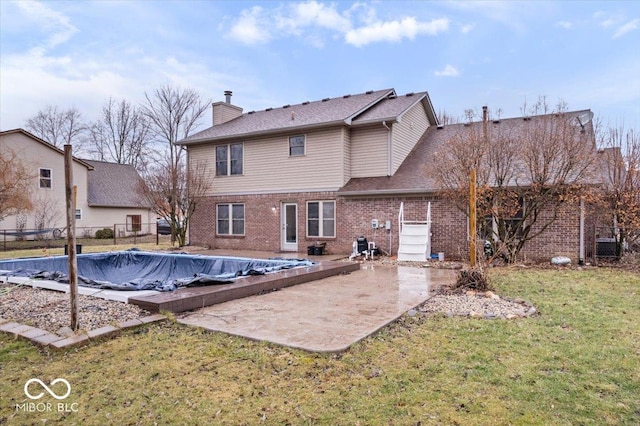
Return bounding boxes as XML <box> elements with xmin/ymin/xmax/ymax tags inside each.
<box><xmin>337</xmin><ymin>188</ymin><xmax>437</xmax><ymax>197</ymax></box>
<box><xmin>177</xmin><ymin>120</ymin><xmax>349</xmax><ymax>145</ymax></box>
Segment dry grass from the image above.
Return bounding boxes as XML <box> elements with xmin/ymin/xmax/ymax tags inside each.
<box><xmin>1</xmin><ymin>268</ymin><xmax>639</xmax><ymax>424</ymax></box>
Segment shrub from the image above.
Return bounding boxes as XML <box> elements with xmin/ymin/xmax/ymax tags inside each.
<box><xmin>95</xmin><ymin>228</ymin><xmax>114</xmax><ymax>239</ymax></box>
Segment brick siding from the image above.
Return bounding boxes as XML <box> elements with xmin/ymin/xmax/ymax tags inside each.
<box><xmin>190</xmin><ymin>192</ymin><xmax>585</xmax><ymax>262</ymax></box>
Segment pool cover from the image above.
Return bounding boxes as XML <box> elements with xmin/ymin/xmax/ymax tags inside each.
<box><xmin>0</xmin><ymin>250</ymin><xmax>314</xmax><ymax>292</ymax></box>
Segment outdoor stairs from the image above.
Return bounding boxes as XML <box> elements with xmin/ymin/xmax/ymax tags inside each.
<box><xmin>397</xmin><ymin>202</ymin><xmax>431</xmax><ymax>262</ymax></box>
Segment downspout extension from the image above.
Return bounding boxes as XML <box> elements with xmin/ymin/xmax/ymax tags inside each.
<box><xmin>383</xmin><ymin>121</ymin><xmax>391</xmax><ymax>176</ymax></box>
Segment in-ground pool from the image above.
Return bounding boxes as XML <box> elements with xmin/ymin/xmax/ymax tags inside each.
<box><xmin>0</xmin><ymin>250</ymin><xmax>314</xmax><ymax>292</ymax></box>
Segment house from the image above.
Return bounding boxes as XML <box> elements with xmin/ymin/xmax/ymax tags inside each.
<box><xmin>0</xmin><ymin>129</ymin><xmax>153</xmax><ymax>239</ymax></box>
<box><xmin>179</xmin><ymin>89</ymin><xmax>600</xmax><ymax>262</ymax></box>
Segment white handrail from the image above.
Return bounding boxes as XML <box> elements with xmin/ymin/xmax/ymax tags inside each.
<box><xmin>398</xmin><ymin>202</ymin><xmax>404</xmax><ymax>253</ymax></box>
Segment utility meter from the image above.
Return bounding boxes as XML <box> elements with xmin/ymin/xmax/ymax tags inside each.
<box><xmin>371</xmin><ymin>219</ymin><xmax>379</xmax><ymax>229</ymax></box>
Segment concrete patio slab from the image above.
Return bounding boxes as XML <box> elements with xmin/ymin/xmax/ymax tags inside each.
<box><xmin>177</xmin><ymin>264</ymin><xmax>455</xmax><ymax>352</ymax></box>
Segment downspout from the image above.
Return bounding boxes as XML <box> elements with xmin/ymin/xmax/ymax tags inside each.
<box><xmin>579</xmin><ymin>197</ymin><xmax>585</xmax><ymax>265</ymax></box>
<box><xmin>383</xmin><ymin>121</ymin><xmax>391</xmax><ymax>176</ymax></box>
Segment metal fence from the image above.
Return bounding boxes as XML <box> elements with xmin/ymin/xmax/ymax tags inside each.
<box><xmin>590</xmin><ymin>225</ymin><xmax>640</xmax><ymax>262</ymax></box>
<box><xmin>0</xmin><ymin>223</ymin><xmax>168</xmax><ymax>251</ymax></box>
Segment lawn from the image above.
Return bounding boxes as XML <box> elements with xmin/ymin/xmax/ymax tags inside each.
<box><xmin>1</xmin><ymin>267</ymin><xmax>639</xmax><ymax>425</ymax></box>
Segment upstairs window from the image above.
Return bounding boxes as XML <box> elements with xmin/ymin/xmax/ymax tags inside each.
<box><xmin>289</xmin><ymin>135</ymin><xmax>305</xmax><ymax>156</ymax></box>
<box><xmin>216</xmin><ymin>143</ymin><xmax>243</xmax><ymax>176</ymax></box>
<box><xmin>39</xmin><ymin>168</ymin><xmax>52</xmax><ymax>189</ymax></box>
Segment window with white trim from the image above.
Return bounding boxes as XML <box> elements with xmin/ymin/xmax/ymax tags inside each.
<box><xmin>39</xmin><ymin>168</ymin><xmax>52</xmax><ymax>189</ymax></box>
<box><xmin>216</xmin><ymin>143</ymin><xmax>243</xmax><ymax>176</ymax></box>
<box><xmin>289</xmin><ymin>135</ymin><xmax>305</xmax><ymax>156</ymax></box>
<box><xmin>217</xmin><ymin>203</ymin><xmax>245</xmax><ymax>235</ymax></box>
<box><xmin>307</xmin><ymin>201</ymin><xmax>335</xmax><ymax>237</ymax></box>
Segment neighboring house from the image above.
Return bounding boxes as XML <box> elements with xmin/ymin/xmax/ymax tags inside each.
<box><xmin>0</xmin><ymin>129</ymin><xmax>152</xmax><ymax>239</ymax></box>
<box><xmin>179</xmin><ymin>89</ymin><xmax>599</xmax><ymax>261</ymax></box>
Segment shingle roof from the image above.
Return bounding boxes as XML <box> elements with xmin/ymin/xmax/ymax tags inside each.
<box><xmin>84</xmin><ymin>160</ymin><xmax>148</xmax><ymax>208</ymax></box>
<box><xmin>339</xmin><ymin>110</ymin><xmax>600</xmax><ymax>195</ymax></box>
<box><xmin>0</xmin><ymin>129</ymin><xmax>94</xmax><ymax>170</ymax></box>
<box><xmin>180</xmin><ymin>89</ymin><xmax>398</xmax><ymax>144</ymax></box>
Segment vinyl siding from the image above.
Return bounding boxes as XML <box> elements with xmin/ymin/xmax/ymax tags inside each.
<box><xmin>0</xmin><ymin>132</ymin><xmax>90</xmax><ymax>232</ymax></box>
<box><xmin>212</xmin><ymin>103</ymin><xmax>243</xmax><ymax>125</ymax></box>
<box><xmin>391</xmin><ymin>103</ymin><xmax>430</xmax><ymax>174</ymax></box>
<box><xmin>342</xmin><ymin>127</ymin><xmax>351</xmax><ymax>184</ymax></box>
<box><xmin>189</xmin><ymin>127</ymin><xmax>346</xmax><ymax>195</ymax></box>
<box><xmin>350</xmin><ymin>124</ymin><xmax>389</xmax><ymax>178</ymax></box>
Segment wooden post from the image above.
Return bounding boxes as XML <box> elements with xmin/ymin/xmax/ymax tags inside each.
<box><xmin>64</xmin><ymin>145</ymin><xmax>79</xmax><ymax>331</ymax></box>
<box><xmin>470</xmin><ymin>169</ymin><xmax>477</xmax><ymax>267</ymax></box>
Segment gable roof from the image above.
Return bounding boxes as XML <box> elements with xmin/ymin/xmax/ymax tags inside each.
<box><xmin>0</xmin><ymin>128</ymin><xmax>94</xmax><ymax>170</ymax></box>
<box><xmin>83</xmin><ymin>160</ymin><xmax>148</xmax><ymax>208</ymax></box>
<box><xmin>339</xmin><ymin>110</ymin><xmax>599</xmax><ymax>196</ymax></box>
<box><xmin>179</xmin><ymin>88</ymin><xmax>438</xmax><ymax>145</ymax></box>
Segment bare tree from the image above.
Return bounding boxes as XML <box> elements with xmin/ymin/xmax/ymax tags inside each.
<box><xmin>25</xmin><ymin>105</ymin><xmax>86</xmax><ymax>153</ymax></box>
<box><xmin>598</xmin><ymin>125</ymin><xmax>640</xmax><ymax>256</ymax></box>
<box><xmin>139</xmin><ymin>159</ymin><xmax>211</xmax><ymax>246</ymax></box>
<box><xmin>140</xmin><ymin>85</ymin><xmax>211</xmax><ymax>245</ymax></box>
<box><xmin>87</xmin><ymin>98</ymin><xmax>153</xmax><ymax>172</ymax></box>
<box><xmin>0</xmin><ymin>149</ymin><xmax>35</xmax><ymax>221</ymax></box>
<box><xmin>434</xmin><ymin>99</ymin><xmax>598</xmax><ymax>263</ymax></box>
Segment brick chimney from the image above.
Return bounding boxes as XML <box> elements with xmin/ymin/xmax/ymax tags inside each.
<box><xmin>212</xmin><ymin>90</ymin><xmax>243</xmax><ymax>125</ymax></box>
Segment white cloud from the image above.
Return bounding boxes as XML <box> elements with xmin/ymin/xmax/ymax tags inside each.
<box><xmin>345</xmin><ymin>17</ymin><xmax>449</xmax><ymax>47</ymax></box>
<box><xmin>460</xmin><ymin>23</ymin><xmax>475</xmax><ymax>34</ymax></box>
<box><xmin>613</xmin><ymin>18</ymin><xmax>640</xmax><ymax>39</ymax></box>
<box><xmin>277</xmin><ymin>1</ymin><xmax>351</xmax><ymax>33</ymax></box>
<box><xmin>556</xmin><ymin>21</ymin><xmax>573</xmax><ymax>29</ymax></box>
<box><xmin>229</xmin><ymin>6</ymin><xmax>271</xmax><ymax>45</ymax></box>
<box><xmin>17</xmin><ymin>0</ymin><xmax>78</xmax><ymax>48</ymax></box>
<box><xmin>226</xmin><ymin>2</ymin><xmax>449</xmax><ymax>48</ymax></box>
<box><xmin>435</xmin><ymin>64</ymin><xmax>460</xmax><ymax>77</ymax></box>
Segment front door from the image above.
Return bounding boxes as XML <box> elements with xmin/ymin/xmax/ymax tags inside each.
<box><xmin>281</xmin><ymin>203</ymin><xmax>298</xmax><ymax>252</ymax></box>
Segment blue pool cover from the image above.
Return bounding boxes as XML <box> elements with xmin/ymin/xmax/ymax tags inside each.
<box><xmin>0</xmin><ymin>250</ymin><xmax>314</xmax><ymax>292</ymax></box>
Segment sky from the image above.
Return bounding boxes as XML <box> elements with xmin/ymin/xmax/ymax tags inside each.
<box><xmin>1</xmin><ymin>0</ymin><xmax>639</xmax><ymax>134</ymax></box>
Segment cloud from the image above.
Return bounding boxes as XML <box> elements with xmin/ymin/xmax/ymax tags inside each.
<box><xmin>613</xmin><ymin>18</ymin><xmax>640</xmax><ymax>39</ymax></box>
<box><xmin>460</xmin><ymin>23</ymin><xmax>474</xmax><ymax>34</ymax></box>
<box><xmin>16</xmin><ymin>0</ymin><xmax>78</xmax><ymax>48</ymax></box>
<box><xmin>556</xmin><ymin>21</ymin><xmax>573</xmax><ymax>29</ymax></box>
<box><xmin>229</xmin><ymin>6</ymin><xmax>271</xmax><ymax>45</ymax></box>
<box><xmin>345</xmin><ymin>17</ymin><xmax>449</xmax><ymax>47</ymax></box>
<box><xmin>226</xmin><ymin>2</ymin><xmax>449</xmax><ymax>48</ymax></box>
<box><xmin>435</xmin><ymin>64</ymin><xmax>460</xmax><ymax>77</ymax></box>
<box><xmin>277</xmin><ymin>1</ymin><xmax>351</xmax><ymax>34</ymax></box>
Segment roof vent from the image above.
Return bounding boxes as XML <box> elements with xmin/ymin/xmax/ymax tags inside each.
<box><xmin>365</xmin><ymin>90</ymin><xmax>373</xmax><ymax>94</ymax></box>
<box><xmin>266</xmin><ymin>107</ymin><xmax>273</xmax><ymax>111</ymax></box>
<box><xmin>492</xmin><ymin>119</ymin><xmax>500</xmax><ymax>124</ymax></box>
<box><xmin>343</xmin><ymin>94</ymin><xmax>351</xmax><ymax>98</ymax></box>
<box><xmin>523</xmin><ymin>116</ymin><xmax>531</xmax><ymax>121</ymax></box>
<box><xmin>322</xmin><ymin>98</ymin><xmax>330</xmax><ymax>102</ymax></box>
<box><xmin>302</xmin><ymin>101</ymin><xmax>310</xmax><ymax>105</ymax></box>
<box><xmin>437</xmin><ymin>124</ymin><xmax>444</xmax><ymax>129</ymax></box>
<box><xmin>463</xmin><ymin>122</ymin><xmax>471</xmax><ymax>127</ymax></box>
<box><xmin>224</xmin><ymin>90</ymin><xmax>232</xmax><ymax>104</ymax></box>
<box><xmin>248</xmin><ymin>111</ymin><xmax>255</xmax><ymax>114</ymax></box>
<box><xmin>406</xmin><ymin>92</ymin><xmax>415</xmax><ymax>97</ymax></box>
<box><xmin>283</xmin><ymin>104</ymin><xmax>290</xmax><ymax>109</ymax></box>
